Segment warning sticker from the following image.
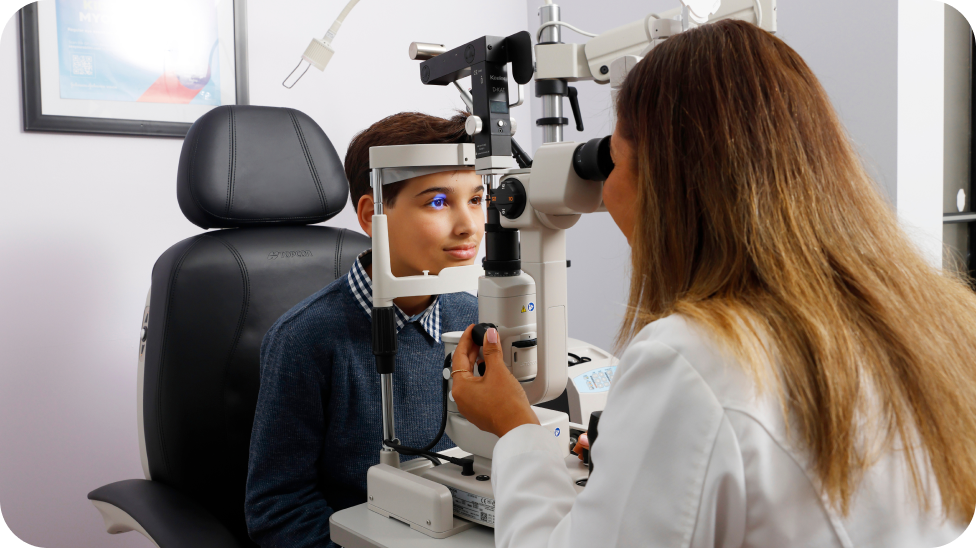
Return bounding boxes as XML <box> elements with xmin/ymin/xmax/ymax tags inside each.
<box><xmin>447</xmin><ymin>486</ymin><xmax>495</xmax><ymax>527</ymax></box>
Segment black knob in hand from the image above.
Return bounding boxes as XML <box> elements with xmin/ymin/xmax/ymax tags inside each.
<box><xmin>471</xmin><ymin>323</ymin><xmax>498</xmax><ymax>347</ymax></box>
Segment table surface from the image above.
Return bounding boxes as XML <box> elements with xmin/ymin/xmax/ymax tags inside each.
<box><xmin>330</xmin><ymin>504</ymin><xmax>495</xmax><ymax>548</ymax></box>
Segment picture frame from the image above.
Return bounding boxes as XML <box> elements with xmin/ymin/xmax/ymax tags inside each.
<box><xmin>18</xmin><ymin>0</ymin><xmax>250</xmax><ymax>138</ymax></box>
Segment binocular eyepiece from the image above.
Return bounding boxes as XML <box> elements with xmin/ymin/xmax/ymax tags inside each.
<box><xmin>572</xmin><ymin>135</ymin><xmax>614</xmax><ymax>182</ymax></box>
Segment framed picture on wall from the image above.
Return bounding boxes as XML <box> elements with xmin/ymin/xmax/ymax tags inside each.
<box><xmin>18</xmin><ymin>0</ymin><xmax>249</xmax><ymax>138</ymax></box>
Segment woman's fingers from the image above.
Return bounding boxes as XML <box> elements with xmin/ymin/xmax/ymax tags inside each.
<box><xmin>480</xmin><ymin>327</ymin><xmax>506</xmax><ymax>375</ymax></box>
<box><xmin>451</xmin><ymin>325</ymin><xmax>478</xmax><ymax>378</ymax></box>
<box><xmin>451</xmin><ymin>326</ymin><xmax>540</xmax><ymax>437</ymax></box>
<box><xmin>451</xmin><ymin>326</ymin><xmax>482</xmax><ymax>408</ymax></box>
<box><xmin>453</xmin><ymin>324</ymin><xmax>476</xmax><ymax>364</ymax></box>
<box><xmin>573</xmin><ymin>433</ymin><xmax>590</xmax><ymax>460</ymax></box>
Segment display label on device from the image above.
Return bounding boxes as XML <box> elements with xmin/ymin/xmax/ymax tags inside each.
<box><xmin>573</xmin><ymin>365</ymin><xmax>617</xmax><ymax>393</ymax></box>
<box><xmin>448</xmin><ymin>486</ymin><xmax>495</xmax><ymax>527</ymax></box>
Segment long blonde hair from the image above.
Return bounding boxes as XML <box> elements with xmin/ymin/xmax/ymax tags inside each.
<box><xmin>615</xmin><ymin>19</ymin><xmax>976</xmax><ymax>521</ymax></box>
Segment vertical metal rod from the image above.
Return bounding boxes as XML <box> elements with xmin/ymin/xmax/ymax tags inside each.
<box><xmin>543</xmin><ymin>96</ymin><xmax>564</xmax><ymax>143</ymax></box>
<box><xmin>380</xmin><ymin>373</ymin><xmax>396</xmax><ymax>448</ymax></box>
<box><xmin>539</xmin><ymin>4</ymin><xmax>561</xmax><ymax>44</ymax></box>
<box><xmin>374</xmin><ymin>166</ymin><xmax>395</xmax><ymax>455</ymax></box>
<box><xmin>539</xmin><ymin>3</ymin><xmax>564</xmax><ymax>144</ymax></box>
<box><xmin>371</xmin><ymin>169</ymin><xmax>384</xmax><ymax>215</ymax></box>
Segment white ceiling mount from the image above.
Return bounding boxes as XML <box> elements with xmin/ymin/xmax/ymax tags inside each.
<box><xmin>681</xmin><ymin>0</ymin><xmax>722</xmax><ymax>23</ymax></box>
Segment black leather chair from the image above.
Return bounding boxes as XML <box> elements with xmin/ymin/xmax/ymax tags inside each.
<box><xmin>88</xmin><ymin>105</ymin><xmax>370</xmax><ymax>547</ymax></box>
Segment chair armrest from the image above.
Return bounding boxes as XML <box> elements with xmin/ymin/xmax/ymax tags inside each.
<box><xmin>88</xmin><ymin>479</ymin><xmax>244</xmax><ymax>548</ymax></box>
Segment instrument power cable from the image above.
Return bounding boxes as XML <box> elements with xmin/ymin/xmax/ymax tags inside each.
<box><xmin>383</xmin><ymin>354</ymin><xmax>475</xmax><ymax>472</ymax></box>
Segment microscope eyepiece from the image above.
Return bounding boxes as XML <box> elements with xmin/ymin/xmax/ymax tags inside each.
<box><xmin>573</xmin><ymin>135</ymin><xmax>614</xmax><ymax>182</ymax></box>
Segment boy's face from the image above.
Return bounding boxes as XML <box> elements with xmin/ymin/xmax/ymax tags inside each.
<box><xmin>364</xmin><ymin>170</ymin><xmax>485</xmax><ymax>277</ymax></box>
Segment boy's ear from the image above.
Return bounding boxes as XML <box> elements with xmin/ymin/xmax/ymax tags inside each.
<box><xmin>357</xmin><ymin>195</ymin><xmax>374</xmax><ymax>237</ymax></box>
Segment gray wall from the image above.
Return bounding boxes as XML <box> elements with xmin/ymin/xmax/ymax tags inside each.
<box><xmin>524</xmin><ymin>0</ymin><xmax>900</xmax><ymax>355</ymax></box>
<box><xmin>943</xmin><ymin>3</ymin><xmax>972</xmax><ymax>268</ymax></box>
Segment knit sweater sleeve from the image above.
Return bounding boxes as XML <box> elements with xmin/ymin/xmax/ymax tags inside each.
<box><xmin>245</xmin><ymin>317</ymin><xmax>337</xmax><ymax>548</ymax></box>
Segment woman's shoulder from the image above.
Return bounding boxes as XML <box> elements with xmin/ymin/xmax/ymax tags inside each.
<box><xmin>620</xmin><ymin>316</ymin><xmax>805</xmax><ymax>492</ymax></box>
<box><xmin>624</xmin><ymin>314</ymin><xmax>771</xmax><ymax>417</ymax></box>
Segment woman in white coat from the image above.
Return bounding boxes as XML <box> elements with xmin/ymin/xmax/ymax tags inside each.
<box><xmin>451</xmin><ymin>19</ymin><xmax>976</xmax><ymax>547</ymax></box>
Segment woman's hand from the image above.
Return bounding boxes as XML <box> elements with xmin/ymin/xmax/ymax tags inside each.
<box><xmin>451</xmin><ymin>325</ymin><xmax>540</xmax><ymax>438</ymax></box>
<box><xmin>573</xmin><ymin>433</ymin><xmax>590</xmax><ymax>461</ymax></box>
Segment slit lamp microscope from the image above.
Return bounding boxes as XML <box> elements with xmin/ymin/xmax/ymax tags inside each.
<box><xmin>284</xmin><ymin>0</ymin><xmax>775</xmax><ymax>540</ymax></box>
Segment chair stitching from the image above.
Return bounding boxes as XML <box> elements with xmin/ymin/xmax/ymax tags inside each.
<box><xmin>154</xmin><ymin>237</ymin><xmax>205</xmax><ymax>481</ymax></box>
<box><xmin>226</xmin><ymin>107</ymin><xmax>237</xmax><ymax>216</ymax></box>
<box><xmin>187</xmin><ymin>128</ymin><xmax>203</xmax><ymax>212</ymax></box>
<box><xmin>211</xmin><ymin>235</ymin><xmax>251</xmax><ymax>466</ymax></box>
<box><xmin>185</xmin><ymin>109</ymin><xmax>335</xmax><ymax>225</ymax></box>
<box><xmin>334</xmin><ymin>228</ymin><xmax>346</xmax><ymax>280</ymax></box>
<box><xmin>289</xmin><ymin>111</ymin><xmax>329</xmax><ymax>214</ymax></box>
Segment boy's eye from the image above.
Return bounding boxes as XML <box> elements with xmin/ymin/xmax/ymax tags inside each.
<box><xmin>471</xmin><ymin>195</ymin><xmax>483</xmax><ymax>205</ymax></box>
<box><xmin>428</xmin><ymin>193</ymin><xmax>448</xmax><ymax>210</ymax></box>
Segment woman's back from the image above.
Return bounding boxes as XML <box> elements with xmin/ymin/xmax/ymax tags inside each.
<box><xmin>606</xmin><ymin>314</ymin><xmax>965</xmax><ymax>547</ymax></box>
<box><xmin>610</xmin><ymin>18</ymin><xmax>976</xmax><ymax>531</ymax></box>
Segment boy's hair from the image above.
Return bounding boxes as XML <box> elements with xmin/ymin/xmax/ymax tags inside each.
<box><xmin>344</xmin><ymin>112</ymin><xmax>470</xmax><ymax>207</ymax></box>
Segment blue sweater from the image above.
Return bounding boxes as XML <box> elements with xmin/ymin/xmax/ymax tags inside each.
<box><xmin>245</xmin><ymin>260</ymin><xmax>479</xmax><ymax>547</ymax></box>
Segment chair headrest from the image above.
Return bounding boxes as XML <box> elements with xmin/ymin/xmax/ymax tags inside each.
<box><xmin>177</xmin><ymin>105</ymin><xmax>348</xmax><ymax>229</ymax></box>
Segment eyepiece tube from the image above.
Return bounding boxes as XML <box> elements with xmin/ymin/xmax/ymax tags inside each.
<box><xmin>572</xmin><ymin>135</ymin><xmax>614</xmax><ymax>181</ymax></box>
<box><xmin>409</xmin><ymin>42</ymin><xmax>447</xmax><ymax>61</ymax></box>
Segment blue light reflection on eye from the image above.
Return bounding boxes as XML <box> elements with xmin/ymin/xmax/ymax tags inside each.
<box><xmin>429</xmin><ymin>193</ymin><xmax>448</xmax><ymax>210</ymax></box>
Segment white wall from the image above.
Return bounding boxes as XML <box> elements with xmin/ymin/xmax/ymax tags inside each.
<box><xmin>898</xmin><ymin>0</ymin><xmax>946</xmax><ymax>267</ymax></box>
<box><xmin>524</xmin><ymin>0</ymin><xmax>904</xmax><ymax>354</ymax></box>
<box><xmin>0</xmin><ymin>1</ymin><xmax>529</xmax><ymax>546</ymax></box>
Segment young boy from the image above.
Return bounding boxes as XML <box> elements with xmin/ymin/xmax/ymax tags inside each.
<box><xmin>245</xmin><ymin>112</ymin><xmax>484</xmax><ymax>547</ymax></box>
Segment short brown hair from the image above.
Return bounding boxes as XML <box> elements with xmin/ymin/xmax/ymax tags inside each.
<box><xmin>344</xmin><ymin>112</ymin><xmax>470</xmax><ymax>207</ymax></box>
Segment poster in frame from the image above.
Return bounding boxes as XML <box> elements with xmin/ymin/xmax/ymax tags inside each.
<box><xmin>19</xmin><ymin>0</ymin><xmax>249</xmax><ymax>138</ymax></box>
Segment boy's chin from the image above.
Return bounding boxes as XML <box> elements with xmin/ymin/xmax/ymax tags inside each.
<box><xmin>441</xmin><ymin>257</ymin><xmax>477</xmax><ymax>269</ymax></box>
<box><xmin>434</xmin><ymin>255</ymin><xmax>478</xmax><ymax>272</ymax></box>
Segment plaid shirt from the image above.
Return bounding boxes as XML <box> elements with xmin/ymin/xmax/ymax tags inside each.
<box><xmin>347</xmin><ymin>250</ymin><xmax>442</xmax><ymax>343</ymax></box>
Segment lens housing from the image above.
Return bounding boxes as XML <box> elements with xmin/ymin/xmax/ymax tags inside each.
<box><xmin>572</xmin><ymin>135</ymin><xmax>614</xmax><ymax>181</ymax></box>
<box><xmin>483</xmin><ymin>190</ymin><xmax>521</xmax><ymax>277</ymax></box>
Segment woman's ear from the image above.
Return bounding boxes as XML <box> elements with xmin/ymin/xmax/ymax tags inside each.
<box><xmin>357</xmin><ymin>195</ymin><xmax>374</xmax><ymax>237</ymax></box>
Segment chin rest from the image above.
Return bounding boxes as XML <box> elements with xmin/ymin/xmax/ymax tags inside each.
<box><xmin>89</xmin><ymin>106</ymin><xmax>370</xmax><ymax>547</ymax></box>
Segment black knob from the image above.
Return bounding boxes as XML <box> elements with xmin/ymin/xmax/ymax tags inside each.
<box><xmin>471</xmin><ymin>323</ymin><xmax>498</xmax><ymax>347</ymax></box>
<box><xmin>493</xmin><ymin>179</ymin><xmax>527</xmax><ymax>220</ymax></box>
<box><xmin>511</xmin><ymin>338</ymin><xmax>537</xmax><ymax>349</ymax></box>
<box><xmin>573</xmin><ymin>136</ymin><xmax>614</xmax><ymax>182</ymax></box>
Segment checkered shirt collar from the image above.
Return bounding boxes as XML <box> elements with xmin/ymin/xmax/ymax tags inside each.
<box><xmin>348</xmin><ymin>249</ymin><xmax>442</xmax><ymax>343</ymax></box>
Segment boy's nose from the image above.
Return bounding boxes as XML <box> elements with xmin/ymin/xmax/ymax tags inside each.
<box><xmin>453</xmin><ymin>203</ymin><xmax>480</xmax><ymax>236</ymax></box>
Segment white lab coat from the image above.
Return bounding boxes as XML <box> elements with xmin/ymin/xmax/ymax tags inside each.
<box><xmin>490</xmin><ymin>315</ymin><xmax>966</xmax><ymax>548</ymax></box>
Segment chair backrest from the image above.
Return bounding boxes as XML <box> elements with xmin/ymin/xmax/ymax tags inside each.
<box><xmin>142</xmin><ymin>105</ymin><xmax>369</xmax><ymax>545</ymax></box>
